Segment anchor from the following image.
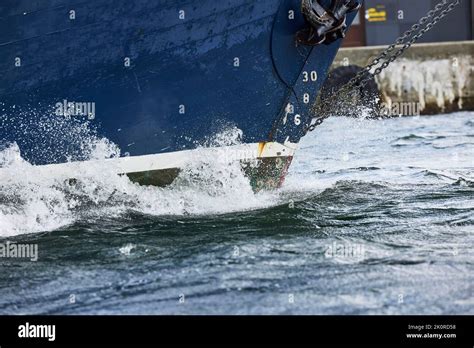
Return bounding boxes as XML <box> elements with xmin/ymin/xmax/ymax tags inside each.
<box><xmin>297</xmin><ymin>0</ymin><xmax>362</xmax><ymax>45</ymax></box>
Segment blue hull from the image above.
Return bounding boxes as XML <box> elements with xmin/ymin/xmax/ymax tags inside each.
<box><xmin>0</xmin><ymin>0</ymin><xmax>356</xmax><ymax>170</ymax></box>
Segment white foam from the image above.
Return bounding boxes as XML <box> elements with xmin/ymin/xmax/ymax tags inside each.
<box><xmin>119</xmin><ymin>243</ymin><xmax>136</xmax><ymax>256</ymax></box>
<box><xmin>0</xmin><ymin>128</ymin><xmax>281</xmax><ymax>237</ymax></box>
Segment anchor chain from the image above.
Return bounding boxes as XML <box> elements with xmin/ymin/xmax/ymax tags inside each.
<box><xmin>306</xmin><ymin>0</ymin><xmax>461</xmax><ymax>132</ymax></box>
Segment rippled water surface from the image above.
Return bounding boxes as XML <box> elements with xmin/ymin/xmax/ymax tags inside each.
<box><xmin>0</xmin><ymin>112</ymin><xmax>473</xmax><ymax>314</ymax></box>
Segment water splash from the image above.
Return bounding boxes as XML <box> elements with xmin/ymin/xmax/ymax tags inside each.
<box><xmin>0</xmin><ymin>105</ymin><xmax>121</xmax><ymax>165</ymax></box>
<box><xmin>0</xmin><ymin>127</ymin><xmax>281</xmax><ymax>237</ymax></box>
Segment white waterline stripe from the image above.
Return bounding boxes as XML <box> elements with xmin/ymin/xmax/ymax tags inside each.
<box><xmin>0</xmin><ymin>141</ymin><xmax>297</xmax><ymax>182</ymax></box>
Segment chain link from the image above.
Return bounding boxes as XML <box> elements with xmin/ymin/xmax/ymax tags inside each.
<box><xmin>306</xmin><ymin>0</ymin><xmax>460</xmax><ymax>132</ymax></box>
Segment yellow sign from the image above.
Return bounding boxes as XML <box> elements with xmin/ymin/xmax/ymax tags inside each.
<box><xmin>366</xmin><ymin>6</ymin><xmax>387</xmax><ymax>22</ymax></box>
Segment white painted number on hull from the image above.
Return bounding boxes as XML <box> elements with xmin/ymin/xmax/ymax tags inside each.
<box><xmin>303</xmin><ymin>71</ymin><xmax>318</xmax><ymax>82</ymax></box>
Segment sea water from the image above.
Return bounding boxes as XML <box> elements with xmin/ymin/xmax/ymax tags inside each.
<box><xmin>0</xmin><ymin>112</ymin><xmax>472</xmax><ymax>314</ymax></box>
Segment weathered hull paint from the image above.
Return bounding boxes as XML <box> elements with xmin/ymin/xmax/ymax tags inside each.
<box><xmin>0</xmin><ymin>0</ymin><xmax>358</xmax><ymax>189</ymax></box>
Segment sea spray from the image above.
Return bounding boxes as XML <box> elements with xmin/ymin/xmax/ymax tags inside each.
<box><xmin>0</xmin><ymin>127</ymin><xmax>281</xmax><ymax>236</ymax></box>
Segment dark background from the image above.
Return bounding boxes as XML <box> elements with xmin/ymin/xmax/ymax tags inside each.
<box><xmin>344</xmin><ymin>0</ymin><xmax>472</xmax><ymax>47</ymax></box>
